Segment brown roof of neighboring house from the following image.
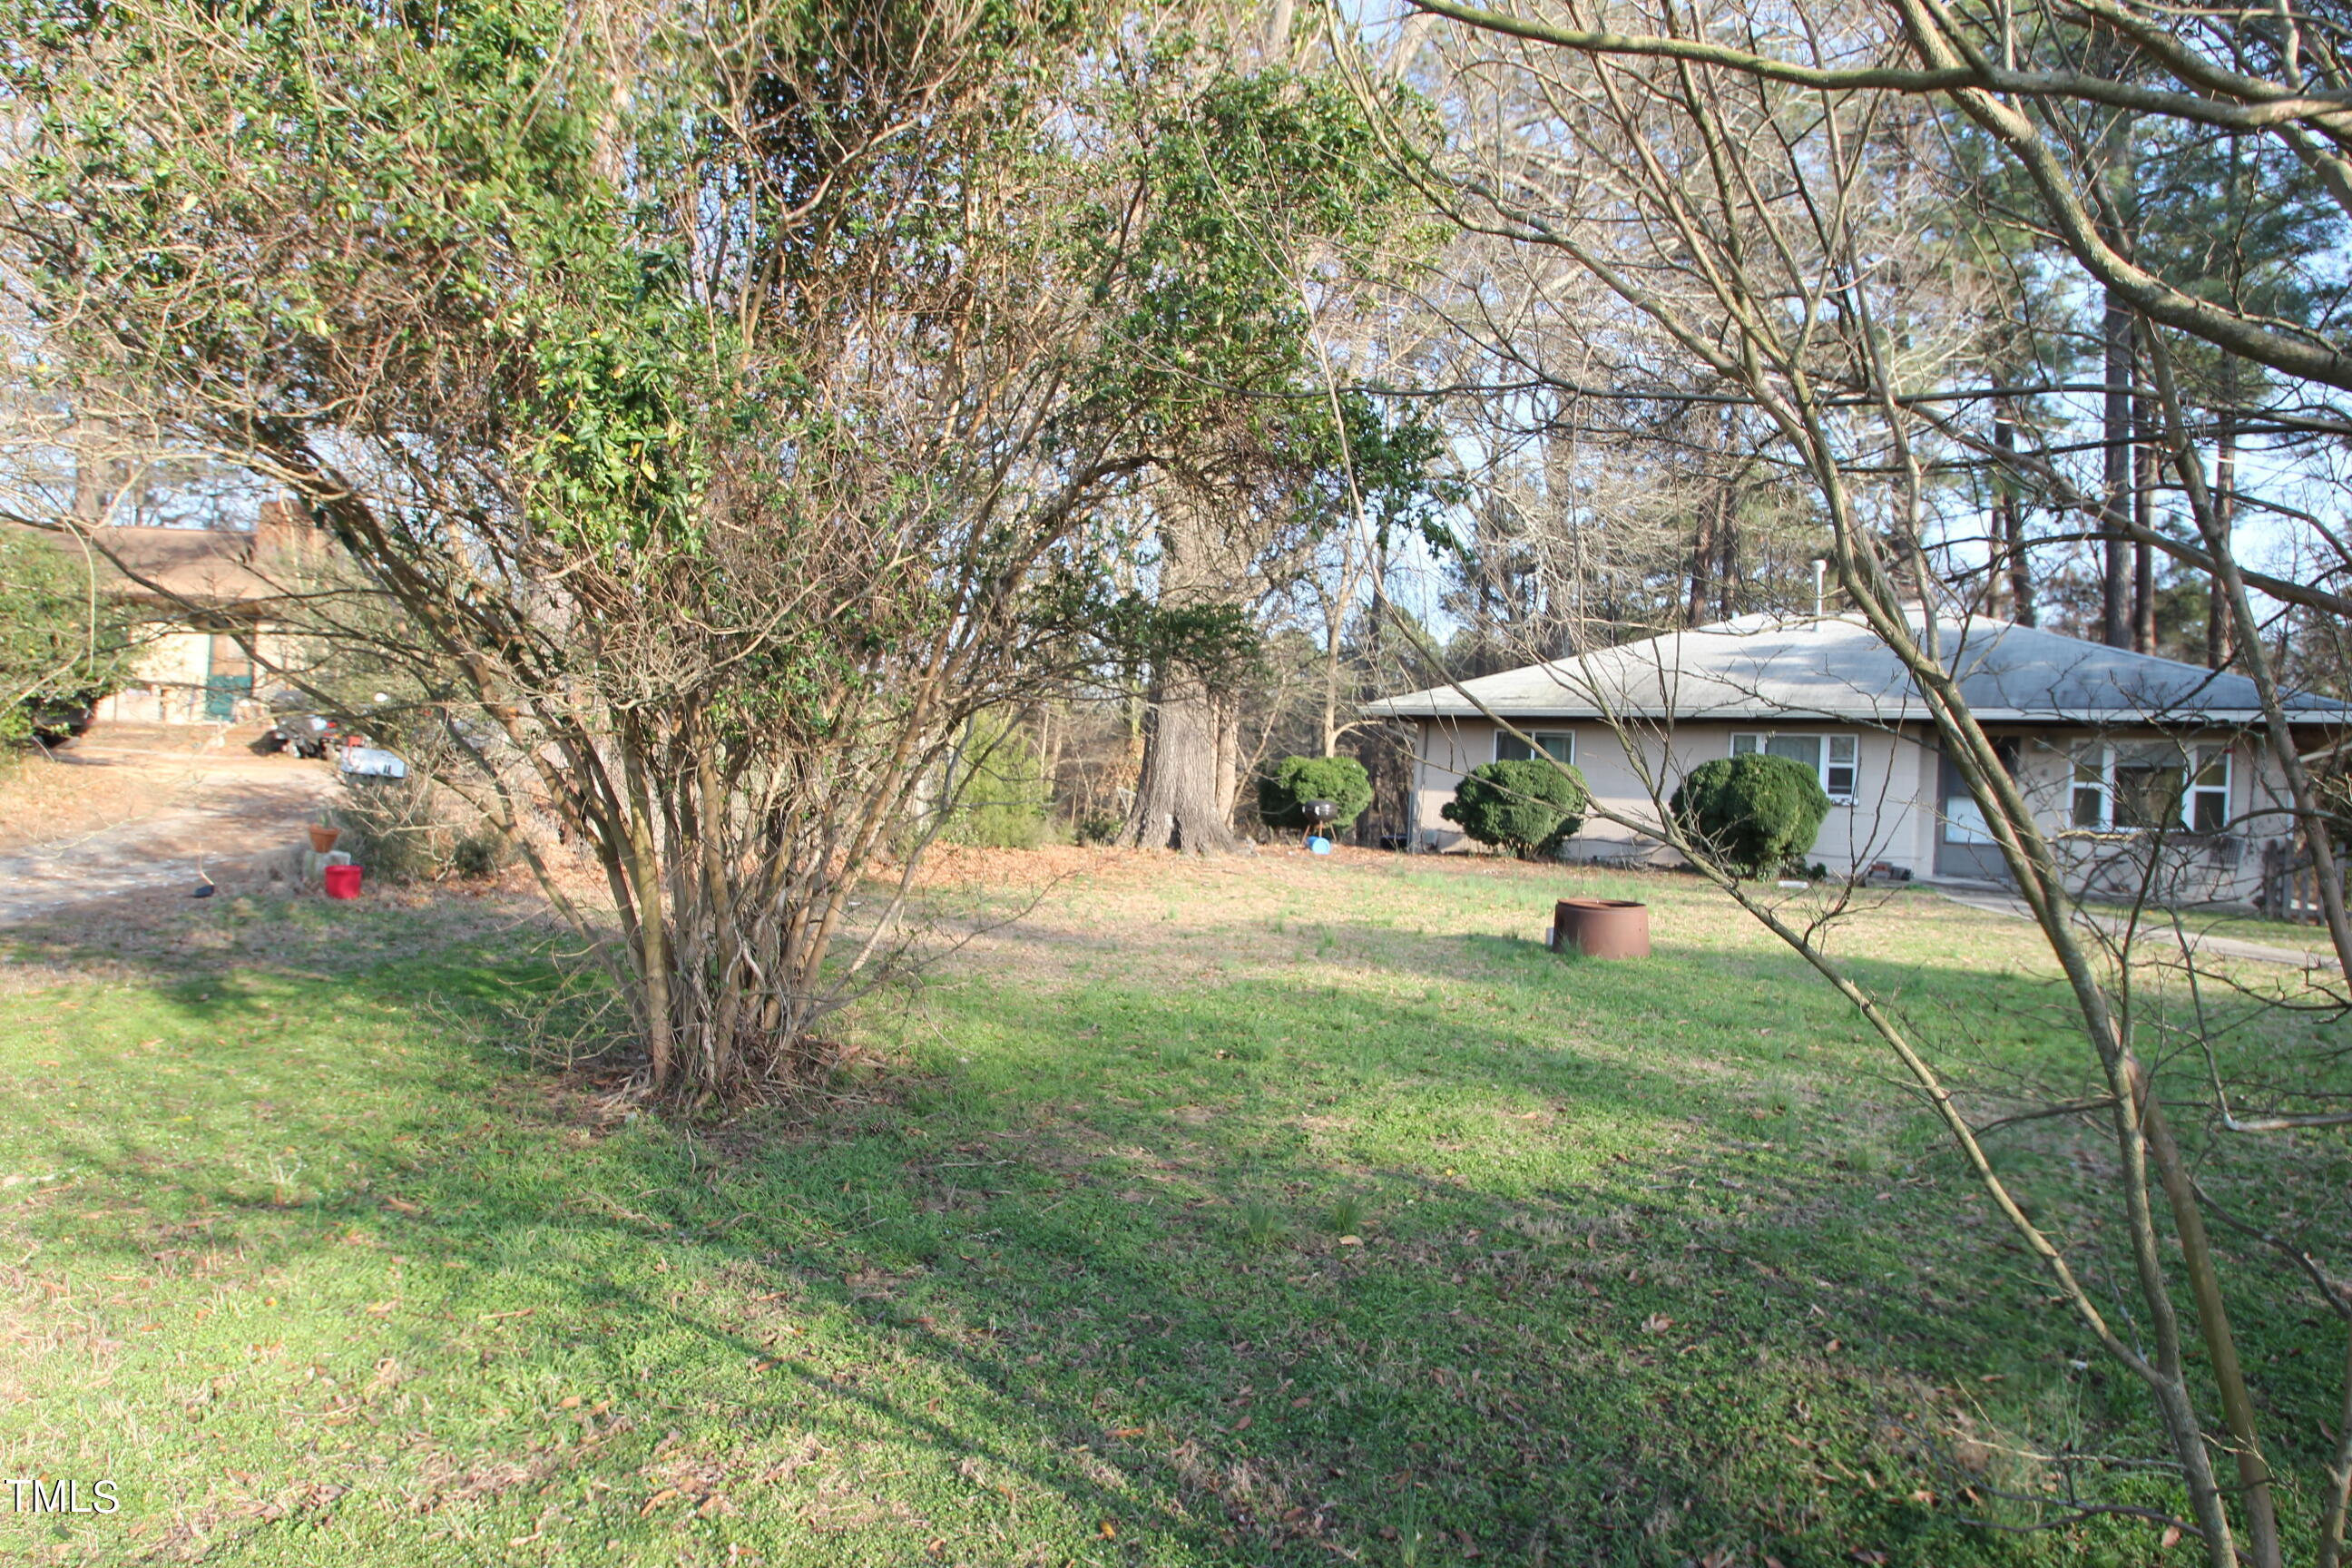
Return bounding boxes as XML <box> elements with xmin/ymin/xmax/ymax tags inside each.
<box><xmin>86</xmin><ymin>526</ymin><xmax>282</xmax><ymax>603</ymax></box>
<box><xmin>15</xmin><ymin>503</ymin><xmax>324</xmax><ymax>608</ymax></box>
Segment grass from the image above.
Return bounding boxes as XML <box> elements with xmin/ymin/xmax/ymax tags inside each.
<box><xmin>2071</xmin><ymin>896</ymin><xmax>2343</xmax><ymax>954</ymax></box>
<box><xmin>0</xmin><ymin>851</ymin><xmax>2345</xmax><ymax>1566</ymax></box>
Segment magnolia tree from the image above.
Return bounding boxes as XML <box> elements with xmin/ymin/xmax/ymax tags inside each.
<box><xmin>1</xmin><ymin>0</ymin><xmax>1409</xmax><ymax>1097</ymax></box>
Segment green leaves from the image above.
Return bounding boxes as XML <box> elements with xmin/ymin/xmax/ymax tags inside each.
<box><xmin>1078</xmin><ymin>58</ymin><xmax>1423</xmax><ymax>460</ymax></box>
<box><xmin>1257</xmin><ymin>754</ymin><xmax>1375</xmax><ymax>834</ymax></box>
<box><xmin>1442</xmin><ymin>760</ymin><xmax>1590</xmax><ymax>858</ymax></box>
<box><xmin>1669</xmin><ymin>755</ymin><xmax>1831</xmax><ymax>879</ymax></box>
<box><xmin>0</xmin><ymin>531</ymin><xmax>134</xmax><ymax>742</ymax></box>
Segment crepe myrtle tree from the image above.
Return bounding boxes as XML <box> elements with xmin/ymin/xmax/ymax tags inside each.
<box><xmin>1364</xmin><ymin>5</ymin><xmax>2352</xmax><ymax>1558</ymax></box>
<box><xmin>1</xmin><ymin>0</ymin><xmax>1371</xmax><ymax>1098</ymax></box>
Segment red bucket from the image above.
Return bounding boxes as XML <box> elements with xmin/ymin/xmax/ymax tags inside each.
<box><xmin>323</xmin><ymin>864</ymin><xmax>363</xmax><ymax>900</ymax></box>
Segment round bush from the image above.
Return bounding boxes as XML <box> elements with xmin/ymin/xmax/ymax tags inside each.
<box><xmin>1669</xmin><ymin>753</ymin><xmax>1831</xmax><ymax>877</ymax></box>
<box><xmin>1440</xmin><ymin>759</ymin><xmax>1588</xmax><ymax>858</ymax></box>
<box><xmin>1257</xmin><ymin>754</ymin><xmax>1374</xmax><ymax>834</ymax></box>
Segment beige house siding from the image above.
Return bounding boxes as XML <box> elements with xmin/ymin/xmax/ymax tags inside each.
<box><xmin>1409</xmin><ymin>715</ymin><xmax>2299</xmax><ymax>901</ymax></box>
<box><xmin>97</xmin><ymin>622</ymin><xmax>294</xmax><ymax>725</ymax></box>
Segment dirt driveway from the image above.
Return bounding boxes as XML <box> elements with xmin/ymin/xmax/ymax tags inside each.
<box><xmin>0</xmin><ymin>725</ymin><xmax>334</xmax><ymax>926</ymax></box>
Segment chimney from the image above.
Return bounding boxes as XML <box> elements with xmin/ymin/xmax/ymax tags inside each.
<box><xmin>252</xmin><ymin>498</ymin><xmax>320</xmax><ymax>562</ymax></box>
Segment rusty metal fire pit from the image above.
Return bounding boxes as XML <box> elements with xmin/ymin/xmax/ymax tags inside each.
<box><xmin>1552</xmin><ymin>897</ymin><xmax>1651</xmax><ymax>959</ymax></box>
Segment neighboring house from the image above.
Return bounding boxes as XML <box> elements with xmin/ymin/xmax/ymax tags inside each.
<box><xmin>1365</xmin><ymin>612</ymin><xmax>2351</xmax><ymax>902</ymax></box>
<box><xmin>32</xmin><ymin>502</ymin><xmax>323</xmax><ymax>724</ymax></box>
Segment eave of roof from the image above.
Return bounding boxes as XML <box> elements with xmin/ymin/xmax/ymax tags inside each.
<box><xmin>1364</xmin><ymin>701</ymin><xmax>2339</xmax><ymax>726</ymax></box>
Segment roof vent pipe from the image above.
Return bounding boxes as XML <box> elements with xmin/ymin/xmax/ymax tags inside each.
<box><xmin>1812</xmin><ymin>559</ymin><xmax>1827</xmax><ymax>619</ymax></box>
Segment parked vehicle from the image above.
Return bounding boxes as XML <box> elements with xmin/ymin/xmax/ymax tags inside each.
<box><xmin>24</xmin><ymin>693</ymin><xmax>98</xmax><ymax>745</ymax></box>
<box><xmin>250</xmin><ymin>696</ymin><xmax>343</xmax><ymax>759</ymax></box>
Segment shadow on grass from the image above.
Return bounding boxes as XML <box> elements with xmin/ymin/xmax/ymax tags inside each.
<box><xmin>1</xmin><ymin>880</ymin><xmax>2330</xmax><ymax>1566</ymax></box>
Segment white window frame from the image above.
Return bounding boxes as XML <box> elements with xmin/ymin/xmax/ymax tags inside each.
<box><xmin>1730</xmin><ymin>730</ymin><xmax>1858</xmax><ymax>804</ymax></box>
<box><xmin>1494</xmin><ymin>728</ymin><xmax>1575</xmax><ymax>766</ymax></box>
<box><xmin>2068</xmin><ymin>740</ymin><xmax>2232</xmax><ymax>834</ymax></box>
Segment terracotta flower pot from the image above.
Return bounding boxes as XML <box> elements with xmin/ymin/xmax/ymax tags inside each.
<box><xmin>1553</xmin><ymin>897</ymin><xmax>1651</xmax><ymax>959</ymax></box>
<box><xmin>308</xmin><ymin>824</ymin><xmax>342</xmax><ymax>855</ymax></box>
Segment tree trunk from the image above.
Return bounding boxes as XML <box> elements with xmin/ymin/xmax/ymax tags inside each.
<box><xmin>1215</xmin><ymin>703</ymin><xmax>1241</xmax><ymax>823</ymax></box>
<box><xmin>1715</xmin><ymin>486</ymin><xmax>1739</xmax><ymax>620</ymax></box>
<box><xmin>1994</xmin><ymin>405</ymin><xmax>2034</xmax><ymax>625</ymax></box>
<box><xmin>1118</xmin><ymin>496</ymin><xmax>1252</xmax><ymax>854</ymax></box>
<box><xmin>2209</xmin><ymin>405</ymin><xmax>2238</xmax><ymax>670</ymax></box>
<box><xmin>2100</xmin><ymin>116</ymin><xmax>2137</xmax><ymax>650</ymax></box>
<box><xmin>2133</xmin><ymin>361</ymin><xmax>2156</xmax><ymax>655</ymax></box>
<box><xmin>1123</xmin><ymin>671</ymin><xmax>1245</xmax><ymax>851</ymax></box>
<box><xmin>1320</xmin><ymin>515</ymin><xmax>1360</xmax><ymax>757</ymax></box>
<box><xmin>70</xmin><ymin>421</ymin><xmax>134</xmax><ymax>525</ymax></box>
<box><xmin>2102</xmin><ymin>285</ymin><xmax>2134</xmax><ymax>649</ymax></box>
<box><xmin>1686</xmin><ymin>491</ymin><xmax>1715</xmax><ymax>626</ymax></box>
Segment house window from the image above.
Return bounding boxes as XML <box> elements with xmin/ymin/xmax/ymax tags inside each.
<box><xmin>1730</xmin><ymin>731</ymin><xmax>1857</xmax><ymax>802</ymax></box>
<box><xmin>1495</xmin><ymin>729</ymin><xmax>1574</xmax><ymax>765</ymax></box>
<box><xmin>2069</xmin><ymin>741</ymin><xmax>2231</xmax><ymax>833</ymax></box>
<box><xmin>2189</xmin><ymin>743</ymin><xmax>2231</xmax><ymax>832</ymax></box>
<box><xmin>2071</xmin><ymin>747</ymin><xmax>2109</xmax><ymax>828</ymax></box>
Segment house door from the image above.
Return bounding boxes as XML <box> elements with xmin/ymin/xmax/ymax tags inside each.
<box><xmin>203</xmin><ymin>632</ymin><xmax>252</xmax><ymax>720</ymax></box>
<box><xmin>1934</xmin><ymin>740</ymin><xmax>2020</xmax><ymax>883</ymax></box>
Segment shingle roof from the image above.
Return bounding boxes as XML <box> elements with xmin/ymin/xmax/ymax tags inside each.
<box><xmin>1365</xmin><ymin>613</ymin><xmax>2352</xmax><ymax>725</ymax></box>
<box><xmin>10</xmin><ymin>521</ymin><xmax>302</xmax><ymax>605</ymax></box>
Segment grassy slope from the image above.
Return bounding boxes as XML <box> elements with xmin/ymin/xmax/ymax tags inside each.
<box><xmin>0</xmin><ymin>854</ymin><xmax>2342</xmax><ymax>1567</ymax></box>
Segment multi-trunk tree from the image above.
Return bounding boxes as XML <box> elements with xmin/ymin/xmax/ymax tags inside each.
<box><xmin>2</xmin><ymin>0</ymin><xmax>1408</xmax><ymax>1093</ymax></box>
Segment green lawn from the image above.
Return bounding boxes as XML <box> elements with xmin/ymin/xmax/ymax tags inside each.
<box><xmin>2073</xmin><ymin>897</ymin><xmax>2344</xmax><ymax>956</ymax></box>
<box><xmin>0</xmin><ymin>853</ymin><xmax>2343</xmax><ymax>1566</ymax></box>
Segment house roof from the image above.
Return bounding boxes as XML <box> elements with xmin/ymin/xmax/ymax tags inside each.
<box><xmin>88</xmin><ymin>526</ymin><xmax>282</xmax><ymax>603</ymax></box>
<box><xmin>11</xmin><ymin>516</ymin><xmax>316</xmax><ymax>607</ymax></box>
<box><xmin>1365</xmin><ymin>613</ymin><xmax>2352</xmax><ymax>727</ymax></box>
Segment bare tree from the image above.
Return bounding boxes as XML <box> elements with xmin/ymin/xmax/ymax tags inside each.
<box><xmin>1356</xmin><ymin>4</ymin><xmax>2352</xmax><ymax>1560</ymax></box>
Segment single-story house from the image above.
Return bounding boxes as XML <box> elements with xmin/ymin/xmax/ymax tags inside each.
<box><xmin>21</xmin><ymin>502</ymin><xmax>324</xmax><ymax>725</ymax></box>
<box><xmin>1365</xmin><ymin>612</ymin><xmax>2351</xmax><ymax>903</ymax></box>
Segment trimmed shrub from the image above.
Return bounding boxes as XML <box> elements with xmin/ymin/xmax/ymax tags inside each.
<box><xmin>1669</xmin><ymin>754</ymin><xmax>1831</xmax><ymax>877</ymax></box>
<box><xmin>1257</xmin><ymin>754</ymin><xmax>1374</xmax><ymax>834</ymax></box>
<box><xmin>1441</xmin><ymin>759</ymin><xmax>1588</xmax><ymax>858</ymax></box>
